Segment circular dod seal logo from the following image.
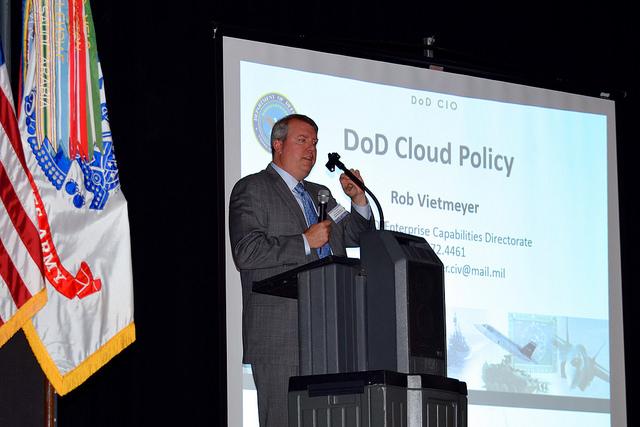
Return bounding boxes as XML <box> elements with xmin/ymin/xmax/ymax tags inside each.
<box><xmin>253</xmin><ymin>93</ymin><xmax>296</xmax><ymax>152</ymax></box>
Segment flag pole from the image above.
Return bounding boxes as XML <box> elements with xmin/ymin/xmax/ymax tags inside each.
<box><xmin>44</xmin><ymin>378</ymin><xmax>57</xmax><ymax>427</ymax></box>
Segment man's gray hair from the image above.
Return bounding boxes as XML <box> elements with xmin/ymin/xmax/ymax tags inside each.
<box><xmin>270</xmin><ymin>114</ymin><xmax>318</xmax><ymax>155</ymax></box>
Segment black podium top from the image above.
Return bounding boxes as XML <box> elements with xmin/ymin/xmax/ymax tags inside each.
<box><xmin>288</xmin><ymin>370</ymin><xmax>468</xmax><ymax>396</ymax></box>
<box><xmin>252</xmin><ymin>256</ymin><xmax>361</xmax><ymax>299</ymax></box>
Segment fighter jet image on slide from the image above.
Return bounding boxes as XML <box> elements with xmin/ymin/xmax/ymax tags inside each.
<box><xmin>552</xmin><ymin>322</ymin><xmax>610</xmax><ymax>391</ymax></box>
<box><xmin>475</xmin><ymin>323</ymin><xmax>542</xmax><ymax>363</ymax></box>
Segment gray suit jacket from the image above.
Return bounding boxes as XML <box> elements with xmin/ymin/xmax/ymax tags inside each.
<box><xmin>229</xmin><ymin>164</ymin><xmax>374</xmax><ymax>365</ymax></box>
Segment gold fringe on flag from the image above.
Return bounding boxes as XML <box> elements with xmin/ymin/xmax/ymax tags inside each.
<box><xmin>23</xmin><ymin>321</ymin><xmax>136</xmax><ymax>395</ymax></box>
<box><xmin>0</xmin><ymin>289</ymin><xmax>47</xmax><ymax>347</ymax></box>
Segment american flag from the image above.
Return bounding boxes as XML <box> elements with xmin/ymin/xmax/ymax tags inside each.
<box><xmin>0</xmin><ymin>38</ymin><xmax>47</xmax><ymax>347</ymax></box>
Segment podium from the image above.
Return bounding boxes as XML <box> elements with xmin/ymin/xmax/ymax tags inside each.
<box><xmin>361</xmin><ymin>231</ymin><xmax>446</xmax><ymax>376</ymax></box>
<box><xmin>253</xmin><ymin>256</ymin><xmax>367</xmax><ymax>375</ymax></box>
<box><xmin>253</xmin><ymin>230</ymin><xmax>446</xmax><ymax>377</ymax></box>
<box><xmin>254</xmin><ymin>231</ymin><xmax>466</xmax><ymax>427</ymax></box>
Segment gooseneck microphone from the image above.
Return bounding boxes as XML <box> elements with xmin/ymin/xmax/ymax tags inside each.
<box><xmin>317</xmin><ymin>190</ymin><xmax>330</xmax><ymax>221</ymax></box>
<box><xmin>325</xmin><ymin>152</ymin><xmax>385</xmax><ymax>230</ymax></box>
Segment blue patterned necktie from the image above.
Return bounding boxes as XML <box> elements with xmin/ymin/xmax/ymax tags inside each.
<box><xmin>294</xmin><ymin>183</ymin><xmax>331</xmax><ymax>258</ymax></box>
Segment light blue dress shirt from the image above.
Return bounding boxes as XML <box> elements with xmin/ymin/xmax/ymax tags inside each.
<box><xmin>270</xmin><ymin>162</ymin><xmax>371</xmax><ymax>255</ymax></box>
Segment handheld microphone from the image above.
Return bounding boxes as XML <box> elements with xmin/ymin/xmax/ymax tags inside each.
<box><xmin>317</xmin><ymin>190</ymin><xmax>330</xmax><ymax>221</ymax></box>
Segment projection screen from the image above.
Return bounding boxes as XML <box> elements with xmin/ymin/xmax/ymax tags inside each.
<box><xmin>222</xmin><ymin>35</ymin><xmax>626</xmax><ymax>427</ymax></box>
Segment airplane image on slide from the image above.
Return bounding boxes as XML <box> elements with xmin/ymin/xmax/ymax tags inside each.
<box><xmin>475</xmin><ymin>323</ymin><xmax>542</xmax><ymax>363</ymax></box>
<box><xmin>552</xmin><ymin>323</ymin><xmax>610</xmax><ymax>391</ymax></box>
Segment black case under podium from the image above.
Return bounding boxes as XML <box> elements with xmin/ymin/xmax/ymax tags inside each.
<box><xmin>288</xmin><ymin>370</ymin><xmax>468</xmax><ymax>427</ymax></box>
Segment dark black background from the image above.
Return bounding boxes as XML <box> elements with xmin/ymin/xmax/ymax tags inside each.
<box><xmin>2</xmin><ymin>1</ymin><xmax>638</xmax><ymax>425</ymax></box>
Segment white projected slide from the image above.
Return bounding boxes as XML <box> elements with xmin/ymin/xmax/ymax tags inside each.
<box><xmin>223</xmin><ymin>35</ymin><xmax>625</xmax><ymax>426</ymax></box>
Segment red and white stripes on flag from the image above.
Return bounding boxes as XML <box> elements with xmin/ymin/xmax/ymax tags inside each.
<box><xmin>0</xmin><ymin>41</ymin><xmax>47</xmax><ymax>347</ymax></box>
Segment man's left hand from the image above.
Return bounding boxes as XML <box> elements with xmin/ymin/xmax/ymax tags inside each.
<box><xmin>340</xmin><ymin>169</ymin><xmax>367</xmax><ymax>206</ymax></box>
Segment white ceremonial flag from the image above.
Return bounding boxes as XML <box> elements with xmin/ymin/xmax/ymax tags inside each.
<box><xmin>18</xmin><ymin>0</ymin><xmax>135</xmax><ymax>394</ymax></box>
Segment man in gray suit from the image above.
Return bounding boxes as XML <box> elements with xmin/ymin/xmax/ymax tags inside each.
<box><xmin>229</xmin><ymin>114</ymin><xmax>374</xmax><ymax>427</ymax></box>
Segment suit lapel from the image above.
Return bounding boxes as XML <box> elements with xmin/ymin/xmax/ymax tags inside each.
<box><xmin>265</xmin><ymin>165</ymin><xmax>308</xmax><ymax>231</ymax></box>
